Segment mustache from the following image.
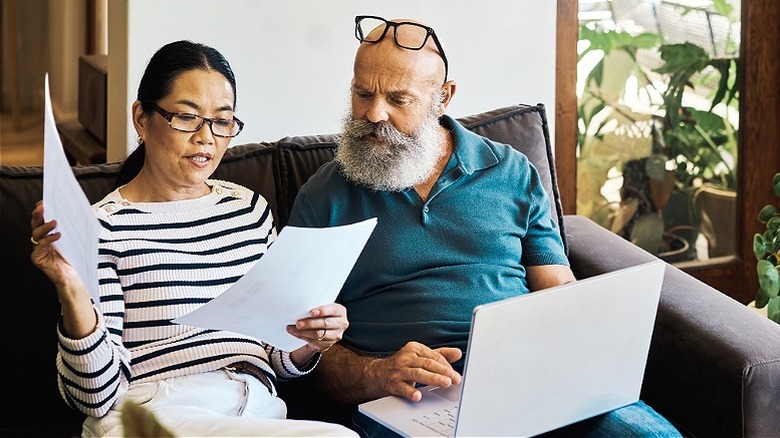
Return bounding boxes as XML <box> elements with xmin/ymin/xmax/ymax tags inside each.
<box><xmin>336</xmin><ymin>109</ymin><xmax>445</xmax><ymax>192</ymax></box>
<box><xmin>341</xmin><ymin>119</ymin><xmax>413</xmax><ymax>146</ymax></box>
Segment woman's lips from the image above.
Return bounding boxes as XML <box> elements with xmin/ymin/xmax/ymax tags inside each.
<box><xmin>188</xmin><ymin>154</ymin><xmax>212</xmax><ymax>167</ymax></box>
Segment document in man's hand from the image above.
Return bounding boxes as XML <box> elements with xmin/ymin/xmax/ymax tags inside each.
<box><xmin>173</xmin><ymin>218</ymin><xmax>377</xmax><ymax>351</ymax></box>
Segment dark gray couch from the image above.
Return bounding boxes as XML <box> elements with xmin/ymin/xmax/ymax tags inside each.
<box><xmin>2</xmin><ymin>104</ymin><xmax>778</xmax><ymax>437</ymax></box>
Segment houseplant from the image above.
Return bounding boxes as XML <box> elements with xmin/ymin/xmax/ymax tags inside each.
<box><xmin>576</xmin><ymin>22</ymin><xmax>739</xmax><ymax>260</ymax></box>
<box><xmin>752</xmin><ymin>172</ymin><xmax>780</xmax><ymax>324</ymax></box>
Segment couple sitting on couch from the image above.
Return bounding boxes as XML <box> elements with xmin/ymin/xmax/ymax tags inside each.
<box><xmin>29</xmin><ymin>16</ymin><xmax>682</xmax><ymax>437</ymax></box>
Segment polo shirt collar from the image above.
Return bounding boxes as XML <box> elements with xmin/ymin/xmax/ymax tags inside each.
<box><xmin>441</xmin><ymin>115</ymin><xmax>499</xmax><ymax>174</ymax></box>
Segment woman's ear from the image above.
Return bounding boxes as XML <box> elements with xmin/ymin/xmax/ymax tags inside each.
<box><xmin>131</xmin><ymin>100</ymin><xmax>147</xmax><ymax>138</ymax></box>
<box><xmin>438</xmin><ymin>81</ymin><xmax>457</xmax><ymax>116</ymax></box>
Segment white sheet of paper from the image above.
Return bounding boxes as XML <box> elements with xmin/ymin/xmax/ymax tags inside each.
<box><xmin>42</xmin><ymin>74</ymin><xmax>101</xmax><ymax>310</ymax></box>
<box><xmin>174</xmin><ymin>217</ymin><xmax>377</xmax><ymax>351</ymax></box>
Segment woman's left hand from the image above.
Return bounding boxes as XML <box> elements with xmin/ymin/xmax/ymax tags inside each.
<box><xmin>287</xmin><ymin>303</ymin><xmax>348</xmax><ymax>353</ymax></box>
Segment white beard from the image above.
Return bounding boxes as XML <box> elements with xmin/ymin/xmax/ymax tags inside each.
<box><xmin>336</xmin><ymin>98</ymin><xmax>445</xmax><ymax>192</ymax></box>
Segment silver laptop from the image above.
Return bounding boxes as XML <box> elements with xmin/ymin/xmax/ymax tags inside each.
<box><xmin>358</xmin><ymin>260</ymin><xmax>666</xmax><ymax>437</ymax></box>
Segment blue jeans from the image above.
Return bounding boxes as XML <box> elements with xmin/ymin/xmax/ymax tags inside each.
<box><xmin>351</xmin><ymin>400</ymin><xmax>682</xmax><ymax>438</ymax></box>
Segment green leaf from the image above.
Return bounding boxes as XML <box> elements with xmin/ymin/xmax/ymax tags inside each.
<box><xmin>768</xmin><ymin>297</ymin><xmax>780</xmax><ymax>324</ymax></box>
<box><xmin>767</xmin><ymin>216</ymin><xmax>780</xmax><ymax>234</ymax></box>
<box><xmin>755</xmin><ymin>286</ymin><xmax>770</xmax><ymax>308</ymax></box>
<box><xmin>757</xmin><ymin>259</ymin><xmax>780</xmax><ymax>298</ymax></box>
<box><xmin>629</xmin><ymin>32</ymin><xmax>662</xmax><ymax>50</ymax></box>
<box><xmin>711</xmin><ymin>0</ymin><xmax>735</xmax><ymax>19</ymax></box>
<box><xmin>774</xmin><ymin>172</ymin><xmax>780</xmax><ymax>199</ymax></box>
<box><xmin>758</xmin><ymin>205</ymin><xmax>777</xmax><ymax>223</ymax></box>
<box><xmin>688</xmin><ymin>108</ymin><xmax>726</xmax><ymax>134</ymax></box>
<box><xmin>709</xmin><ymin>60</ymin><xmax>732</xmax><ymax>110</ymax></box>
<box><xmin>754</xmin><ymin>234</ymin><xmax>766</xmax><ymax>260</ymax></box>
<box><xmin>121</xmin><ymin>401</ymin><xmax>175</xmax><ymax>437</ymax></box>
<box><xmin>654</xmin><ymin>43</ymin><xmax>709</xmax><ymax>75</ymax></box>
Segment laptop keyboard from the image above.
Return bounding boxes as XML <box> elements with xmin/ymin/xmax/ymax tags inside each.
<box><xmin>413</xmin><ymin>406</ymin><xmax>458</xmax><ymax>437</ymax></box>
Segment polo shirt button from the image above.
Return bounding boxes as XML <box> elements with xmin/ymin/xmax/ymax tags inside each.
<box><xmin>105</xmin><ymin>205</ymin><xmax>116</xmax><ymax>212</ymax></box>
<box><xmin>423</xmin><ymin>206</ymin><xmax>429</xmax><ymax>213</ymax></box>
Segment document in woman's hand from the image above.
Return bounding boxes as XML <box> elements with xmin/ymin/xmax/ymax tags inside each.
<box><xmin>173</xmin><ymin>218</ymin><xmax>377</xmax><ymax>350</ymax></box>
<box><xmin>42</xmin><ymin>74</ymin><xmax>101</xmax><ymax>310</ymax></box>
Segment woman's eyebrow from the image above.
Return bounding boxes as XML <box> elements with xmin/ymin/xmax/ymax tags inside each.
<box><xmin>175</xmin><ymin>99</ymin><xmax>200</xmax><ymax>111</ymax></box>
<box><xmin>174</xmin><ymin>100</ymin><xmax>234</xmax><ymax>112</ymax></box>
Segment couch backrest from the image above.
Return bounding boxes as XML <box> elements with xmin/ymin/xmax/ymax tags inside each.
<box><xmin>0</xmin><ymin>103</ymin><xmax>563</xmax><ymax>436</ymax></box>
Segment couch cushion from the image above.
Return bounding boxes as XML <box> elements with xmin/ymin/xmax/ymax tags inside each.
<box><xmin>211</xmin><ymin>142</ymin><xmax>282</xmax><ymax>230</ymax></box>
<box><xmin>0</xmin><ymin>163</ymin><xmax>121</xmax><ymax>436</ymax></box>
<box><xmin>275</xmin><ymin>137</ymin><xmax>339</xmax><ymax>228</ymax></box>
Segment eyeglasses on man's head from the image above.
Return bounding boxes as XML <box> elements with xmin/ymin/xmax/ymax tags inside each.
<box><xmin>144</xmin><ymin>102</ymin><xmax>244</xmax><ymax>138</ymax></box>
<box><xmin>354</xmin><ymin>15</ymin><xmax>449</xmax><ymax>83</ymax></box>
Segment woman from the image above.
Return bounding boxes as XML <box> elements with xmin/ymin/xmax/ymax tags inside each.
<box><xmin>30</xmin><ymin>40</ymin><xmax>356</xmax><ymax>437</ymax></box>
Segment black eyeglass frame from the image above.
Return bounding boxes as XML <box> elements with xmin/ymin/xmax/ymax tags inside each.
<box><xmin>144</xmin><ymin>102</ymin><xmax>244</xmax><ymax>138</ymax></box>
<box><xmin>354</xmin><ymin>15</ymin><xmax>449</xmax><ymax>83</ymax></box>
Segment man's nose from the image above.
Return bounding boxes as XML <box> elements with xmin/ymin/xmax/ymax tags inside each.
<box><xmin>365</xmin><ymin>98</ymin><xmax>390</xmax><ymax>124</ymax></box>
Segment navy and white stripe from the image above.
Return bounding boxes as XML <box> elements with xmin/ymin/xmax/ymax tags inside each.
<box><xmin>55</xmin><ymin>180</ymin><xmax>313</xmax><ymax>418</ymax></box>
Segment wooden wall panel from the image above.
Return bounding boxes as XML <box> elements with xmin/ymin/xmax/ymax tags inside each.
<box><xmin>555</xmin><ymin>0</ymin><xmax>579</xmax><ymax>215</ymax></box>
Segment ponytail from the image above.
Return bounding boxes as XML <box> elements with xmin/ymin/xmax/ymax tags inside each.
<box><xmin>113</xmin><ymin>144</ymin><xmax>145</xmax><ymax>189</ymax></box>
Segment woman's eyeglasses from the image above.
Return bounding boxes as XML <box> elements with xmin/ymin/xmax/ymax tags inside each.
<box><xmin>145</xmin><ymin>103</ymin><xmax>244</xmax><ymax>138</ymax></box>
<box><xmin>354</xmin><ymin>15</ymin><xmax>449</xmax><ymax>83</ymax></box>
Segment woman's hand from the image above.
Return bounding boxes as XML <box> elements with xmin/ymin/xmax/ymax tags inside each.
<box><xmin>30</xmin><ymin>200</ymin><xmax>96</xmax><ymax>338</ymax></box>
<box><xmin>30</xmin><ymin>201</ymin><xmax>79</xmax><ymax>288</ymax></box>
<box><xmin>287</xmin><ymin>303</ymin><xmax>349</xmax><ymax>367</ymax></box>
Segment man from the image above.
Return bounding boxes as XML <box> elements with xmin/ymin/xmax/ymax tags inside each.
<box><xmin>287</xmin><ymin>16</ymin><xmax>681</xmax><ymax>437</ymax></box>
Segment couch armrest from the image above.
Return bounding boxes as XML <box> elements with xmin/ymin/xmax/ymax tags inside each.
<box><xmin>564</xmin><ymin>215</ymin><xmax>780</xmax><ymax>437</ymax></box>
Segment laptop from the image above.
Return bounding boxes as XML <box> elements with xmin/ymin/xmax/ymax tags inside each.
<box><xmin>358</xmin><ymin>260</ymin><xmax>666</xmax><ymax>437</ymax></box>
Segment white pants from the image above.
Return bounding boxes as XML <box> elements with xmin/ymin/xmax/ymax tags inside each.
<box><xmin>82</xmin><ymin>369</ymin><xmax>357</xmax><ymax>437</ymax></box>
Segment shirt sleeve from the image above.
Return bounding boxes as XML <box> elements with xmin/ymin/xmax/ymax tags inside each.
<box><xmin>520</xmin><ymin>160</ymin><xmax>570</xmax><ymax>267</ymax></box>
<box><xmin>56</xmin><ymin>286</ymin><xmax>132</xmax><ymax>417</ymax></box>
<box><xmin>263</xmin><ymin>344</ymin><xmax>321</xmax><ymax>380</ymax></box>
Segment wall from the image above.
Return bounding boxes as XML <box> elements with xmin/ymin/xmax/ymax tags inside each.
<box><xmin>107</xmin><ymin>0</ymin><xmax>556</xmax><ymax>162</ymax></box>
<box><xmin>48</xmin><ymin>0</ymin><xmax>87</xmax><ymax>120</ymax></box>
<box><xmin>2</xmin><ymin>0</ymin><xmax>49</xmax><ymax>113</ymax></box>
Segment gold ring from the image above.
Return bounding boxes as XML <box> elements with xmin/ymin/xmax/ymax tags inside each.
<box><xmin>30</xmin><ymin>236</ymin><xmax>39</xmax><ymax>245</ymax></box>
<box><xmin>317</xmin><ymin>329</ymin><xmax>327</xmax><ymax>341</ymax></box>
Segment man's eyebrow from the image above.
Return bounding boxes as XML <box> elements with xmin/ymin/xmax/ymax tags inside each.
<box><xmin>387</xmin><ymin>90</ymin><xmax>416</xmax><ymax>100</ymax></box>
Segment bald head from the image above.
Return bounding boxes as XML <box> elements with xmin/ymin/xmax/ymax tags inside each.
<box><xmin>354</xmin><ymin>18</ymin><xmax>447</xmax><ymax>86</ymax></box>
<box><xmin>347</xmin><ymin>16</ymin><xmax>457</xmax><ymax>149</ymax></box>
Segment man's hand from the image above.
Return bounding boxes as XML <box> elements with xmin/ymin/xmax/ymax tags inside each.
<box><xmin>366</xmin><ymin>341</ymin><xmax>462</xmax><ymax>402</ymax></box>
<box><xmin>311</xmin><ymin>341</ymin><xmax>462</xmax><ymax>404</ymax></box>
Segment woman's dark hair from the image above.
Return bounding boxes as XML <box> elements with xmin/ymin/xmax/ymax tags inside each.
<box><xmin>114</xmin><ymin>40</ymin><xmax>237</xmax><ymax>188</ymax></box>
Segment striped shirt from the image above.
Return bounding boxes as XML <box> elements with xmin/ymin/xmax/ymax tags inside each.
<box><xmin>56</xmin><ymin>179</ymin><xmax>314</xmax><ymax>418</ymax></box>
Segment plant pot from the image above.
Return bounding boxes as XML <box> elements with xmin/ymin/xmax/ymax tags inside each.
<box><xmin>659</xmin><ymin>232</ymin><xmax>691</xmax><ymax>263</ymax></box>
<box><xmin>693</xmin><ymin>185</ymin><xmax>737</xmax><ymax>258</ymax></box>
<box><xmin>661</xmin><ymin>190</ymin><xmax>700</xmax><ymax>262</ymax></box>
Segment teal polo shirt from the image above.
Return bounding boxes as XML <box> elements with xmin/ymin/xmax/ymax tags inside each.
<box><xmin>287</xmin><ymin>115</ymin><xmax>568</xmax><ymax>356</ymax></box>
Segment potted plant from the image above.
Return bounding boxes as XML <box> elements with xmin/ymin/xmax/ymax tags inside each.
<box><xmin>576</xmin><ymin>21</ymin><xmax>739</xmax><ymax>261</ymax></box>
<box><xmin>652</xmin><ymin>41</ymin><xmax>739</xmax><ymax>259</ymax></box>
<box><xmin>752</xmin><ymin>172</ymin><xmax>780</xmax><ymax>324</ymax></box>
